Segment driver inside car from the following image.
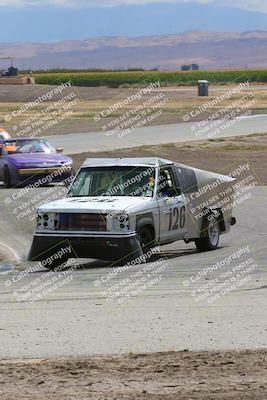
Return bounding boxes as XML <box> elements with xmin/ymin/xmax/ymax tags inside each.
<box><xmin>158</xmin><ymin>171</ymin><xmax>170</xmax><ymax>197</ymax></box>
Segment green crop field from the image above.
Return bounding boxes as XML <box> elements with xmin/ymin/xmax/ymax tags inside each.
<box><xmin>33</xmin><ymin>70</ymin><xmax>267</xmax><ymax>87</ymax></box>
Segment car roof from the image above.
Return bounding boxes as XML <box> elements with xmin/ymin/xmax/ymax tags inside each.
<box><xmin>81</xmin><ymin>157</ymin><xmax>234</xmax><ymax>185</ymax></box>
<box><xmin>82</xmin><ymin>157</ymin><xmax>174</xmax><ymax>168</ymax></box>
<box><xmin>9</xmin><ymin>137</ymin><xmax>36</xmax><ymax>140</ymax></box>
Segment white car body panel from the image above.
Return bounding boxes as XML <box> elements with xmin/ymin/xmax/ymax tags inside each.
<box><xmin>28</xmin><ymin>157</ymin><xmax>236</xmax><ymax>263</ymax></box>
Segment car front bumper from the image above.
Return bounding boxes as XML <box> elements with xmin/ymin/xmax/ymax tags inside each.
<box><xmin>11</xmin><ymin>169</ymin><xmax>73</xmax><ymax>186</ymax></box>
<box><xmin>18</xmin><ymin>166</ymin><xmax>72</xmax><ymax>175</ymax></box>
<box><xmin>28</xmin><ymin>232</ymin><xmax>143</xmax><ymax>263</ymax></box>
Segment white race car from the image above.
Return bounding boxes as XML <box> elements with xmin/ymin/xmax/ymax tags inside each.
<box><xmin>28</xmin><ymin>158</ymin><xmax>236</xmax><ymax>269</ymax></box>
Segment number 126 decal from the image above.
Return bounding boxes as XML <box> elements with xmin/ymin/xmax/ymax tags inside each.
<box><xmin>169</xmin><ymin>206</ymin><xmax>186</xmax><ymax>231</ymax></box>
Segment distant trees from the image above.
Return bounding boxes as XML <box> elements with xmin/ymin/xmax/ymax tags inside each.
<box><xmin>181</xmin><ymin>65</ymin><xmax>191</xmax><ymax>71</ymax></box>
<box><xmin>181</xmin><ymin>64</ymin><xmax>200</xmax><ymax>71</ymax></box>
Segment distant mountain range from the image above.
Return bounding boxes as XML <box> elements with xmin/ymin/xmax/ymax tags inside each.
<box><xmin>1</xmin><ymin>31</ymin><xmax>267</xmax><ymax>71</ymax></box>
<box><xmin>1</xmin><ymin>3</ymin><xmax>267</xmax><ymax>42</ymax></box>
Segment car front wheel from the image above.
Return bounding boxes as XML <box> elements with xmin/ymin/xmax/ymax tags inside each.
<box><xmin>137</xmin><ymin>226</ymin><xmax>154</xmax><ymax>254</ymax></box>
<box><xmin>3</xmin><ymin>167</ymin><xmax>11</xmax><ymax>189</ymax></box>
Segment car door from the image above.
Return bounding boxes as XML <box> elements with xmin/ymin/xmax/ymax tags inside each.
<box><xmin>157</xmin><ymin>167</ymin><xmax>187</xmax><ymax>244</ymax></box>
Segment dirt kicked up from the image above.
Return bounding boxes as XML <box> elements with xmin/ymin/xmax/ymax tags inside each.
<box><xmin>1</xmin><ymin>350</ymin><xmax>266</xmax><ymax>400</ymax></box>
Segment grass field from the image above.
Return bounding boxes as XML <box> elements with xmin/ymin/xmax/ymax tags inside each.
<box><xmin>34</xmin><ymin>69</ymin><xmax>267</xmax><ymax>87</ymax></box>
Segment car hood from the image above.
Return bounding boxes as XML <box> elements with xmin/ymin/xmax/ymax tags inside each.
<box><xmin>39</xmin><ymin>196</ymin><xmax>153</xmax><ymax>214</ymax></box>
<box><xmin>6</xmin><ymin>153</ymin><xmax>72</xmax><ymax>167</ymax></box>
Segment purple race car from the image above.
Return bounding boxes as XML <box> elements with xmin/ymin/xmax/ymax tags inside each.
<box><xmin>0</xmin><ymin>138</ymin><xmax>74</xmax><ymax>188</ymax></box>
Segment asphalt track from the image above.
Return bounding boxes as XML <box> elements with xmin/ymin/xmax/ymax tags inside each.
<box><xmin>0</xmin><ymin>187</ymin><xmax>266</xmax><ymax>359</ymax></box>
<box><xmin>45</xmin><ymin>115</ymin><xmax>267</xmax><ymax>154</ymax></box>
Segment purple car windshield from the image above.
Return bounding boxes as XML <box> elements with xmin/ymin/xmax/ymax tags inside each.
<box><xmin>5</xmin><ymin>139</ymin><xmax>56</xmax><ymax>154</ymax></box>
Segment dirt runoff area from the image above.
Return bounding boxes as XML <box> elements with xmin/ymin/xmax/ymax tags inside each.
<box><xmin>0</xmin><ymin>350</ymin><xmax>266</xmax><ymax>400</ymax></box>
<box><xmin>71</xmin><ymin>133</ymin><xmax>267</xmax><ymax>185</ymax></box>
<box><xmin>1</xmin><ymin>84</ymin><xmax>267</xmax><ymax>136</ymax></box>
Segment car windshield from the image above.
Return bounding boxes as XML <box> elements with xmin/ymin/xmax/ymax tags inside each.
<box><xmin>68</xmin><ymin>166</ymin><xmax>156</xmax><ymax>197</ymax></box>
<box><xmin>3</xmin><ymin>139</ymin><xmax>56</xmax><ymax>154</ymax></box>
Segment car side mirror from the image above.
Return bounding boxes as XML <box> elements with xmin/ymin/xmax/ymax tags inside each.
<box><xmin>56</xmin><ymin>147</ymin><xmax>63</xmax><ymax>153</ymax></box>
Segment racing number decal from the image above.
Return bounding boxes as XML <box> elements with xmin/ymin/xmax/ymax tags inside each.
<box><xmin>180</xmin><ymin>206</ymin><xmax>186</xmax><ymax>228</ymax></box>
<box><xmin>168</xmin><ymin>206</ymin><xmax>186</xmax><ymax>231</ymax></box>
<box><xmin>169</xmin><ymin>208</ymin><xmax>178</xmax><ymax>231</ymax></box>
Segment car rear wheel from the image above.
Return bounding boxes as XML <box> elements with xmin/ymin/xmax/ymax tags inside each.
<box><xmin>195</xmin><ymin>216</ymin><xmax>220</xmax><ymax>252</ymax></box>
<box><xmin>3</xmin><ymin>167</ymin><xmax>11</xmax><ymax>189</ymax></box>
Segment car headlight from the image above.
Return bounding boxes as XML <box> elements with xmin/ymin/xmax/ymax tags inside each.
<box><xmin>113</xmin><ymin>213</ymin><xmax>130</xmax><ymax>232</ymax></box>
<box><xmin>37</xmin><ymin>212</ymin><xmax>58</xmax><ymax>230</ymax></box>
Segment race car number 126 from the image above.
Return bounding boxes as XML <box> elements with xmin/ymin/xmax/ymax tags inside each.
<box><xmin>168</xmin><ymin>206</ymin><xmax>186</xmax><ymax>231</ymax></box>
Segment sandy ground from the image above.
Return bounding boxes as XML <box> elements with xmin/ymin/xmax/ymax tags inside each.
<box><xmin>1</xmin><ymin>84</ymin><xmax>267</xmax><ymax>135</ymax></box>
<box><xmin>70</xmin><ymin>133</ymin><xmax>267</xmax><ymax>185</ymax></box>
<box><xmin>0</xmin><ymin>350</ymin><xmax>266</xmax><ymax>400</ymax></box>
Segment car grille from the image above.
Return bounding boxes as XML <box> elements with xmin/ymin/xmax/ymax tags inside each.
<box><xmin>58</xmin><ymin>213</ymin><xmax>107</xmax><ymax>231</ymax></box>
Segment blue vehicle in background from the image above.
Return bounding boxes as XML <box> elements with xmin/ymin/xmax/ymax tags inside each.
<box><xmin>0</xmin><ymin>138</ymin><xmax>74</xmax><ymax>188</ymax></box>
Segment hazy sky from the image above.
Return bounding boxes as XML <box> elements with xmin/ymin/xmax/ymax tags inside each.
<box><xmin>0</xmin><ymin>0</ymin><xmax>266</xmax><ymax>13</ymax></box>
<box><xmin>0</xmin><ymin>1</ymin><xmax>266</xmax><ymax>42</ymax></box>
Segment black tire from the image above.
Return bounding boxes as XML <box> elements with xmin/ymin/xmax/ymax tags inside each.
<box><xmin>195</xmin><ymin>217</ymin><xmax>220</xmax><ymax>252</ymax></box>
<box><xmin>137</xmin><ymin>226</ymin><xmax>154</xmax><ymax>254</ymax></box>
<box><xmin>3</xmin><ymin>166</ymin><xmax>11</xmax><ymax>189</ymax></box>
